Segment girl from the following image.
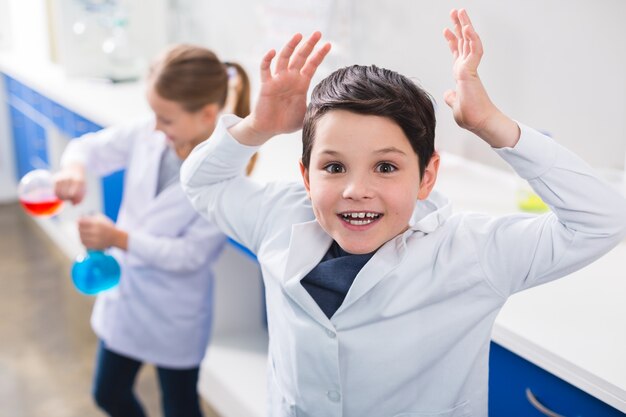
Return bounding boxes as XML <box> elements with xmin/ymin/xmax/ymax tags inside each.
<box><xmin>54</xmin><ymin>44</ymin><xmax>251</xmax><ymax>417</ymax></box>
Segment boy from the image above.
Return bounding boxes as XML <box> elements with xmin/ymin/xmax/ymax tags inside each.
<box><xmin>181</xmin><ymin>9</ymin><xmax>626</xmax><ymax>417</ymax></box>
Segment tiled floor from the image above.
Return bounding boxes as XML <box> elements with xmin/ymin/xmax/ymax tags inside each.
<box><xmin>0</xmin><ymin>203</ymin><xmax>220</xmax><ymax>417</ymax></box>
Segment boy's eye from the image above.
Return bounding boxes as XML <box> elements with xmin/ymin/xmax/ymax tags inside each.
<box><xmin>376</xmin><ymin>162</ymin><xmax>397</xmax><ymax>173</ymax></box>
<box><xmin>323</xmin><ymin>163</ymin><xmax>345</xmax><ymax>174</ymax></box>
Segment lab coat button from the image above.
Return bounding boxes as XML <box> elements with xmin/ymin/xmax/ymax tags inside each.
<box><xmin>325</xmin><ymin>329</ymin><xmax>336</xmax><ymax>338</ymax></box>
<box><xmin>327</xmin><ymin>390</ymin><xmax>341</xmax><ymax>402</ymax></box>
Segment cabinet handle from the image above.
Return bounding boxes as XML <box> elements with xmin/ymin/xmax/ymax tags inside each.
<box><xmin>525</xmin><ymin>388</ymin><xmax>567</xmax><ymax>417</ymax></box>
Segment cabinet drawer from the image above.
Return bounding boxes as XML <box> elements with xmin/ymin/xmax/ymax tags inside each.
<box><xmin>488</xmin><ymin>342</ymin><xmax>624</xmax><ymax>417</ymax></box>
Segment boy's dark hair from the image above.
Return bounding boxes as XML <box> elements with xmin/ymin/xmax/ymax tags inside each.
<box><xmin>302</xmin><ymin>65</ymin><xmax>436</xmax><ymax>178</ymax></box>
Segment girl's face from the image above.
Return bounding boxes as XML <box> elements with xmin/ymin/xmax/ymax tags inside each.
<box><xmin>300</xmin><ymin>110</ymin><xmax>439</xmax><ymax>255</ymax></box>
<box><xmin>146</xmin><ymin>87</ymin><xmax>218</xmax><ymax>155</ymax></box>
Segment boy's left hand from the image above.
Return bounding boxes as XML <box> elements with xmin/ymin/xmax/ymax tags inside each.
<box><xmin>78</xmin><ymin>213</ymin><xmax>124</xmax><ymax>250</ymax></box>
<box><xmin>443</xmin><ymin>9</ymin><xmax>519</xmax><ymax>148</ymax></box>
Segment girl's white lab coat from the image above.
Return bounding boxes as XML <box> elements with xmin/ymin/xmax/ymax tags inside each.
<box><xmin>62</xmin><ymin>118</ymin><xmax>226</xmax><ymax>368</ymax></box>
<box><xmin>181</xmin><ymin>115</ymin><xmax>626</xmax><ymax>417</ymax></box>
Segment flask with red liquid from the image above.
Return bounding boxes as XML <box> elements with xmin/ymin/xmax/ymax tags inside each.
<box><xmin>17</xmin><ymin>169</ymin><xmax>63</xmax><ymax>217</ymax></box>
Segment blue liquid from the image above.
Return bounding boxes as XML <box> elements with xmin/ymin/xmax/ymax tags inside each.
<box><xmin>71</xmin><ymin>250</ymin><xmax>120</xmax><ymax>295</ymax></box>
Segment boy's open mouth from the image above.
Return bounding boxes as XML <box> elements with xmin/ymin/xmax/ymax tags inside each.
<box><xmin>338</xmin><ymin>211</ymin><xmax>382</xmax><ymax>226</ymax></box>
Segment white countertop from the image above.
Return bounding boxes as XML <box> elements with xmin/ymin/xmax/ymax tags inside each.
<box><xmin>3</xmin><ymin>53</ymin><xmax>626</xmax><ymax>413</ymax></box>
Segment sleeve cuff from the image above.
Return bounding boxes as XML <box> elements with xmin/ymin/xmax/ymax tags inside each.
<box><xmin>60</xmin><ymin>141</ymin><xmax>88</xmax><ymax>168</ymax></box>
<box><xmin>494</xmin><ymin>122</ymin><xmax>559</xmax><ymax>180</ymax></box>
<box><xmin>126</xmin><ymin>231</ymin><xmax>153</xmax><ymax>261</ymax></box>
<box><xmin>180</xmin><ymin>114</ymin><xmax>261</xmax><ymax>194</ymax></box>
<box><xmin>213</xmin><ymin>114</ymin><xmax>262</xmax><ymax>159</ymax></box>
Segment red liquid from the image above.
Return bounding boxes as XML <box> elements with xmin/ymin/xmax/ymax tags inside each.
<box><xmin>19</xmin><ymin>198</ymin><xmax>63</xmax><ymax>216</ymax></box>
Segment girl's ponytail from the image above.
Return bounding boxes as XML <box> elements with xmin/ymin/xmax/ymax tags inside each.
<box><xmin>223</xmin><ymin>62</ymin><xmax>251</xmax><ymax>119</ymax></box>
<box><xmin>223</xmin><ymin>61</ymin><xmax>256</xmax><ymax>175</ymax></box>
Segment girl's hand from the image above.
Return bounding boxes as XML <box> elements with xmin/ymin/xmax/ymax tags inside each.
<box><xmin>78</xmin><ymin>213</ymin><xmax>126</xmax><ymax>250</ymax></box>
<box><xmin>54</xmin><ymin>164</ymin><xmax>86</xmax><ymax>205</ymax></box>
<box><xmin>230</xmin><ymin>32</ymin><xmax>331</xmax><ymax>146</ymax></box>
<box><xmin>443</xmin><ymin>9</ymin><xmax>519</xmax><ymax>148</ymax></box>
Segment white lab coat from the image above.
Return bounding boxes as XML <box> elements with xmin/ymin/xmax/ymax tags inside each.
<box><xmin>181</xmin><ymin>115</ymin><xmax>626</xmax><ymax>416</ymax></box>
<box><xmin>62</xmin><ymin>118</ymin><xmax>226</xmax><ymax>368</ymax></box>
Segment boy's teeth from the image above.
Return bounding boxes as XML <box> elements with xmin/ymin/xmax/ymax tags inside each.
<box><xmin>341</xmin><ymin>212</ymin><xmax>380</xmax><ymax>224</ymax></box>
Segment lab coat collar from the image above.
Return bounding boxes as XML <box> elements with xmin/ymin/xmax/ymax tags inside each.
<box><xmin>283</xmin><ymin>221</ymin><xmax>335</xmax><ymax>327</ymax></box>
<box><xmin>408</xmin><ymin>190</ymin><xmax>452</xmax><ymax>233</ymax></box>
<box><xmin>338</xmin><ymin>191</ymin><xmax>452</xmax><ymax>314</ymax></box>
<box><xmin>281</xmin><ymin>191</ymin><xmax>451</xmax><ymax>326</ymax></box>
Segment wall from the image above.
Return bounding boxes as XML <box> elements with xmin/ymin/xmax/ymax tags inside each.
<box><xmin>169</xmin><ymin>0</ymin><xmax>626</xmax><ymax>178</ymax></box>
<box><xmin>2</xmin><ymin>0</ymin><xmax>50</xmax><ymax>61</ymax></box>
<box><xmin>0</xmin><ymin>0</ymin><xmax>11</xmax><ymax>51</ymax></box>
<box><xmin>4</xmin><ymin>0</ymin><xmax>624</xmax><ymax>179</ymax></box>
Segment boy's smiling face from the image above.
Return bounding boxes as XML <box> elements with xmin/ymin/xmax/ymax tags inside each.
<box><xmin>300</xmin><ymin>110</ymin><xmax>439</xmax><ymax>254</ymax></box>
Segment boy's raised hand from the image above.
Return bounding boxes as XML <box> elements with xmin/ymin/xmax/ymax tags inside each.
<box><xmin>230</xmin><ymin>32</ymin><xmax>331</xmax><ymax>146</ymax></box>
<box><xmin>443</xmin><ymin>9</ymin><xmax>519</xmax><ymax>148</ymax></box>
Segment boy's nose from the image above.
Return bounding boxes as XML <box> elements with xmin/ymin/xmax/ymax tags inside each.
<box><xmin>342</xmin><ymin>176</ymin><xmax>374</xmax><ymax>200</ymax></box>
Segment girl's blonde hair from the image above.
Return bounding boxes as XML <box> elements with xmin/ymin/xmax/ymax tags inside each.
<box><xmin>149</xmin><ymin>44</ymin><xmax>250</xmax><ymax>119</ymax></box>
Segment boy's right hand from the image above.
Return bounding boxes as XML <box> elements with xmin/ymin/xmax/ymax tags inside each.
<box><xmin>229</xmin><ymin>32</ymin><xmax>331</xmax><ymax>146</ymax></box>
<box><xmin>54</xmin><ymin>164</ymin><xmax>86</xmax><ymax>205</ymax></box>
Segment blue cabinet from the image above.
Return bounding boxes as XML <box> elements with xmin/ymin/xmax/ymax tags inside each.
<box><xmin>3</xmin><ymin>73</ymin><xmax>124</xmax><ymax>221</ymax></box>
<box><xmin>8</xmin><ymin>104</ymin><xmax>48</xmax><ymax>178</ymax></box>
<box><xmin>9</xmin><ymin>104</ymin><xmax>30</xmax><ymax>178</ymax></box>
<box><xmin>489</xmin><ymin>342</ymin><xmax>624</xmax><ymax>416</ymax></box>
<box><xmin>101</xmin><ymin>170</ymin><xmax>124</xmax><ymax>221</ymax></box>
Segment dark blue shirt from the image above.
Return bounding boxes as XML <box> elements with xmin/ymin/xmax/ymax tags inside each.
<box><xmin>300</xmin><ymin>241</ymin><xmax>375</xmax><ymax>319</ymax></box>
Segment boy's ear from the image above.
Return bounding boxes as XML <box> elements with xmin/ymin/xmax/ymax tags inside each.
<box><xmin>417</xmin><ymin>152</ymin><xmax>440</xmax><ymax>200</ymax></box>
<box><xmin>299</xmin><ymin>159</ymin><xmax>312</xmax><ymax>199</ymax></box>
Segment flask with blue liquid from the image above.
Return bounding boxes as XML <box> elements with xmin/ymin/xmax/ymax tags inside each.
<box><xmin>72</xmin><ymin>250</ymin><xmax>121</xmax><ymax>295</ymax></box>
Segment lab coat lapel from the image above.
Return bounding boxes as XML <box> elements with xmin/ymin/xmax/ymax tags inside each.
<box><xmin>282</xmin><ymin>221</ymin><xmax>334</xmax><ymax>326</ymax></box>
<box><xmin>335</xmin><ymin>236</ymin><xmax>404</xmax><ymax>316</ymax></box>
<box><xmin>150</xmin><ymin>180</ymin><xmax>188</xmax><ymax>215</ymax></box>
<box><xmin>135</xmin><ymin>137</ymin><xmax>167</xmax><ymax>217</ymax></box>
